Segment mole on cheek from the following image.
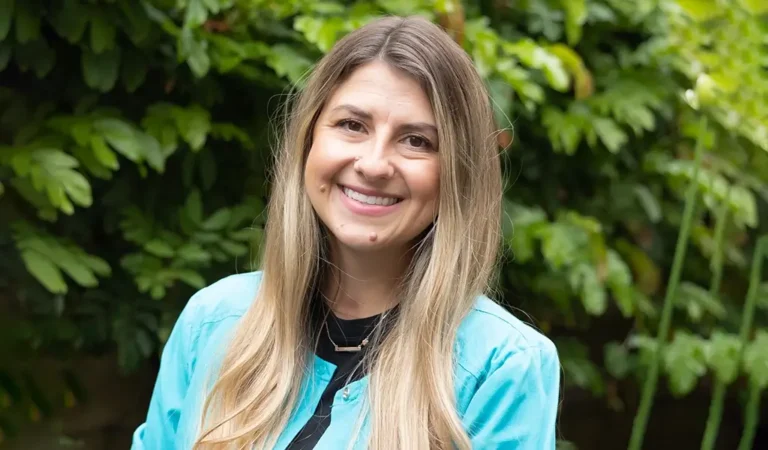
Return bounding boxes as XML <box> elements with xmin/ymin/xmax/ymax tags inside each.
<box><xmin>369</xmin><ymin>232</ymin><xmax>378</xmax><ymax>242</ymax></box>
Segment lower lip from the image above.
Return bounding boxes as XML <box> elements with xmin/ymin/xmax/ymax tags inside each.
<box><xmin>338</xmin><ymin>186</ymin><xmax>402</xmax><ymax>217</ymax></box>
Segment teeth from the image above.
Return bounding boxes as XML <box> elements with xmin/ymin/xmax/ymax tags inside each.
<box><xmin>343</xmin><ymin>187</ymin><xmax>399</xmax><ymax>206</ymax></box>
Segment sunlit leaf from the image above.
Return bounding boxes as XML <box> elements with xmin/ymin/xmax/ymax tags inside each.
<box><xmin>20</xmin><ymin>250</ymin><xmax>67</xmax><ymax>294</ymax></box>
<box><xmin>743</xmin><ymin>331</ymin><xmax>768</xmax><ymax>390</ymax></box>
<box><xmin>605</xmin><ymin>342</ymin><xmax>631</xmax><ymax>379</ymax></box>
<box><xmin>561</xmin><ymin>0</ymin><xmax>586</xmax><ymax>46</ymax></box>
<box><xmin>707</xmin><ymin>330</ymin><xmax>740</xmax><ymax>384</ymax></box>
<box><xmin>202</xmin><ymin>208</ymin><xmax>232</xmax><ymax>231</ymax></box>
<box><xmin>663</xmin><ymin>331</ymin><xmax>707</xmax><ymax>396</ymax></box>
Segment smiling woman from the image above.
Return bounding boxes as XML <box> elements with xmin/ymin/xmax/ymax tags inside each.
<box><xmin>131</xmin><ymin>15</ymin><xmax>561</xmax><ymax>450</ymax></box>
<box><xmin>305</xmin><ymin>61</ymin><xmax>440</xmax><ymax>275</ymax></box>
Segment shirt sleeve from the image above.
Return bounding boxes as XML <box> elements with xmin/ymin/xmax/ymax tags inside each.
<box><xmin>461</xmin><ymin>341</ymin><xmax>561</xmax><ymax>449</ymax></box>
<box><xmin>131</xmin><ymin>299</ymin><xmax>198</xmax><ymax>450</ymax></box>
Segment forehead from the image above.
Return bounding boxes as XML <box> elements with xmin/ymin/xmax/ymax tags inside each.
<box><xmin>325</xmin><ymin>61</ymin><xmax>435</xmax><ymax>124</ymax></box>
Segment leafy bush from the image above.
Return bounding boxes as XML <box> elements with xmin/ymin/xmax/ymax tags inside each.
<box><xmin>0</xmin><ymin>0</ymin><xmax>766</xmax><ymax>447</ymax></box>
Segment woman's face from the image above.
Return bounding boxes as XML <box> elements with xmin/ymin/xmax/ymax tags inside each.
<box><xmin>304</xmin><ymin>61</ymin><xmax>440</xmax><ymax>253</ymax></box>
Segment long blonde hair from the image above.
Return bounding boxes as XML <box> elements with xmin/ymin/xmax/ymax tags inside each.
<box><xmin>193</xmin><ymin>16</ymin><xmax>502</xmax><ymax>450</ymax></box>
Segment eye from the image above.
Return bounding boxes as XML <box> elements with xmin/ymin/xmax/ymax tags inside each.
<box><xmin>404</xmin><ymin>135</ymin><xmax>432</xmax><ymax>150</ymax></box>
<box><xmin>337</xmin><ymin>119</ymin><xmax>365</xmax><ymax>133</ymax></box>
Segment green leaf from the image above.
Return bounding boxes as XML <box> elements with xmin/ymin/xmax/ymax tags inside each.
<box><xmin>173</xmin><ymin>105</ymin><xmax>211</xmax><ymax>151</ymax></box>
<box><xmin>744</xmin><ymin>331</ymin><xmax>768</xmax><ymax>390</ymax></box>
<box><xmin>93</xmin><ymin>118</ymin><xmax>141</xmax><ymax>161</ymax></box>
<box><xmin>503</xmin><ymin>40</ymin><xmax>568</xmax><ymax>92</ymax></box>
<box><xmin>743</xmin><ymin>0</ymin><xmax>768</xmax><ymax>14</ymax></box>
<box><xmin>663</xmin><ymin>331</ymin><xmax>707</xmax><ymax>397</ymax></box>
<box><xmin>176</xmin><ymin>243</ymin><xmax>210</xmax><ymax>264</ymax></box>
<box><xmin>591</xmin><ymin>118</ymin><xmax>627</xmax><ymax>153</ymax></box>
<box><xmin>20</xmin><ymin>250</ymin><xmax>67</xmax><ymax>294</ymax></box>
<box><xmin>81</xmin><ymin>253</ymin><xmax>110</xmax><ymax>276</ymax></box>
<box><xmin>219</xmin><ymin>239</ymin><xmax>248</xmax><ymax>256</ymax></box>
<box><xmin>634</xmin><ymin>185</ymin><xmax>662</xmax><ymax>223</ymax></box>
<box><xmin>119</xmin><ymin>0</ymin><xmax>152</xmax><ymax>44</ymax></box>
<box><xmin>294</xmin><ymin>16</ymin><xmax>345</xmax><ymax>53</ymax></box>
<box><xmin>14</xmin><ymin>1</ymin><xmax>40</xmax><ymax>43</ymax></box>
<box><xmin>707</xmin><ymin>331</ymin><xmax>741</xmax><ymax>384</ymax></box>
<box><xmin>606</xmin><ymin>250</ymin><xmax>634</xmax><ymax>317</ymax></box>
<box><xmin>539</xmin><ymin>223</ymin><xmax>581</xmax><ymax>270</ymax></box>
<box><xmin>143</xmin><ymin>240</ymin><xmax>175</xmax><ymax>258</ymax></box>
<box><xmin>121</xmin><ymin>48</ymin><xmax>148</xmax><ymax>93</ymax></box>
<box><xmin>179</xmin><ymin>28</ymin><xmax>210</xmax><ymax>78</ymax></box>
<box><xmin>561</xmin><ymin>0</ymin><xmax>586</xmax><ymax>46</ymax></box>
<box><xmin>570</xmin><ymin>263</ymin><xmax>607</xmax><ymax>315</ymax></box>
<box><xmin>89</xmin><ymin>11</ymin><xmax>116</xmax><ymax>53</ymax></box>
<box><xmin>184</xmin><ymin>0</ymin><xmax>208</xmax><ymax>28</ymax></box>
<box><xmin>82</xmin><ymin>47</ymin><xmax>121</xmax><ymax>92</ymax></box>
<box><xmin>675</xmin><ymin>281</ymin><xmax>727</xmax><ymax>322</ymax></box>
<box><xmin>185</xmin><ymin>190</ymin><xmax>203</xmax><ymax>224</ymax></box>
<box><xmin>90</xmin><ymin>135</ymin><xmax>119</xmax><ymax>170</ymax></box>
<box><xmin>0</xmin><ymin>0</ymin><xmax>15</xmax><ymax>41</ymax></box>
<box><xmin>59</xmin><ymin>168</ymin><xmax>92</xmax><ymax>207</ymax></box>
<box><xmin>604</xmin><ymin>342</ymin><xmax>631</xmax><ymax>379</ymax></box>
<box><xmin>266</xmin><ymin>44</ymin><xmax>312</xmax><ymax>84</ymax></box>
<box><xmin>136</xmin><ymin>132</ymin><xmax>165</xmax><ymax>172</ymax></box>
<box><xmin>175</xmin><ymin>270</ymin><xmax>206</xmax><ymax>289</ymax></box>
<box><xmin>51</xmin><ymin>0</ymin><xmax>90</xmax><ymax>43</ymax></box>
<box><xmin>56</xmin><ymin>254</ymin><xmax>98</xmax><ymax>287</ymax></box>
<box><xmin>675</xmin><ymin>0</ymin><xmax>721</xmax><ymax>21</ymax></box>
<box><xmin>202</xmin><ymin>208</ymin><xmax>232</xmax><ymax>231</ymax></box>
<box><xmin>504</xmin><ymin>201</ymin><xmax>547</xmax><ymax>263</ymax></box>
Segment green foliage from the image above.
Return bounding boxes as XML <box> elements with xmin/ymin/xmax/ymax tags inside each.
<box><xmin>0</xmin><ymin>0</ymin><xmax>766</xmax><ymax>447</ymax></box>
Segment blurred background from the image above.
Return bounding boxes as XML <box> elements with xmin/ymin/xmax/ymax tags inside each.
<box><xmin>1</xmin><ymin>0</ymin><xmax>767</xmax><ymax>449</ymax></box>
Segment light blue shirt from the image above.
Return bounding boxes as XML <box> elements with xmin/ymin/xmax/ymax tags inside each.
<box><xmin>131</xmin><ymin>271</ymin><xmax>561</xmax><ymax>449</ymax></box>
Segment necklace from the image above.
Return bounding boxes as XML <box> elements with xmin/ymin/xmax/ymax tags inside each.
<box><xmin>323</xmin><ymin>312</ymin><xmax>388</xmax><ymax>353</ymax></box>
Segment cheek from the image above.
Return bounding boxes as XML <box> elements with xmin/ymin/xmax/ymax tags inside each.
<box><xmin>305</xmin><ymin>133</ymin><xmax>349</xmax><ymax>184</ymax></box>
<box><xmin>405</xmin><ymin>160</ymin><xmax>440</xmax><ymax>203</ymax></box>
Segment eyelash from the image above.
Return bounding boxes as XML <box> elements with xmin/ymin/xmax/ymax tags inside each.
<box><xmin>334</xmin><ymin>119</ymin><xmax>434</xmax><ymax>150</ymax></box>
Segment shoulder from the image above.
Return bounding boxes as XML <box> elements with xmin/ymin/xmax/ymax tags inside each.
<box><xmin>455</xmin><ymin>295</ymin><xmax>559</xmax><ymax>381</ymax></box>
<box><xmin>181</xmin><ymin>270</ymin><xmax>263</xmax><ymax>328</ymax></box>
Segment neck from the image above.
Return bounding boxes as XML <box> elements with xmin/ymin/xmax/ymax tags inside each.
<box><xmin>322</xmin><ymin>241</ymin><xmax>410</xmax><ymax>319</ymax></box>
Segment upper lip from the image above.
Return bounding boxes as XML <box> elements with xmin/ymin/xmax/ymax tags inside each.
<box><xmin>339</xmin><ymin>184</ymin><xmax>402</xmax><ymax>199</ymax></box>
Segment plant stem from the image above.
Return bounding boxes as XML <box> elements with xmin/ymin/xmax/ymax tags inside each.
<box><xmin>627</xmin><ymin>116</ymin><xmax>708</xmax><ymax>450</ymax></box>
<box><xmin>699</xmin><ymin>187</ymin><xmax>731</xmax><ymax>450</ymax></box>
<box><xmin>737</xmin><ymin>236</ymin><xmax>766</xmax><ymax>360</ymax></box>
<box><xmin>701</xmin><ymin>377</ymin><xmax>728</xmax><ymax>450</ymax></box>
<box><xmin>737</xmin><ymin>383</ymin><xmax>762</xmax><ymax>450</ymax></box>
<box><xmin>733</xmin><ymin>236</ymin><xmax>768</xmax><ymax>450</ymax></box>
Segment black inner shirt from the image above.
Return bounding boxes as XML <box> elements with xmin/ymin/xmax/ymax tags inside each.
<box><xmin>285</xmin><ymin>299</ymin><xmax>396</xmax><ymax>449</ymax></box>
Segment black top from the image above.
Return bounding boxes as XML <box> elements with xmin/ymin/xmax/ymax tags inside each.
<box><xmin>285</xmin><ymin>300</ymin><xmax>396</xmax><ymax>449</ymax></box>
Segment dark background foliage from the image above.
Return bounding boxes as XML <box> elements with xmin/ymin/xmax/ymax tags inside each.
<box><xmin>1</xmin><ymin>0</ymin><xmax>767</xmax><ymax>449</ymax></box>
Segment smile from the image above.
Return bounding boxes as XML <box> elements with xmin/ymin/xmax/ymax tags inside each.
<box><xmin>341</xmin><ymin>186</ymin><xmax>402</xmax><ymax>206</ymax></box>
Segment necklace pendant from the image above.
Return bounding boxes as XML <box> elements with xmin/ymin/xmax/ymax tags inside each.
<box><xmin>333</xmin><ymin>344</ymin><xmax>362</xmax><ymax>353</ymax></box>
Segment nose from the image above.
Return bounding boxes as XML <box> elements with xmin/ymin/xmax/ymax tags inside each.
<box><xmin>353</xmin><ymin>151</ymin><xmax>394</xmax><ymax>180</ymax></box>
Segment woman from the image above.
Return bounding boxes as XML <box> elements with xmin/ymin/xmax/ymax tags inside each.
<box><xmin>132</xmin><ymin>15</ymin><xmax>560</xmax><ymax>450</ymax></box>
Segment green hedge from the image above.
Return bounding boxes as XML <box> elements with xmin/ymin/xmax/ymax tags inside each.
<box><xmin>0</xmin><ymin>0</ymin><xmax>766</xmax><ymax>448</ymax></box>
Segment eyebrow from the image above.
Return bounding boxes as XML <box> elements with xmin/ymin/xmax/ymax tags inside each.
<box><xmin>329</xmin><ymin>104</ymin><xmax>438</xmax><ymax>136</ymax></box>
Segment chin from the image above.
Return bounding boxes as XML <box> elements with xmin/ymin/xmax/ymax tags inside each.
<box><xmin>334</xmin><ymin>232</ymin><xmax>389</xmax><ymax>251</ymax></box>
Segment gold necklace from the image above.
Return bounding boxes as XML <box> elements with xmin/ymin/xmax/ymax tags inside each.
<box><xmin>323</xmin><ymin>312</ymin><xmax>388</xmax><ymax>353</ymax></box>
